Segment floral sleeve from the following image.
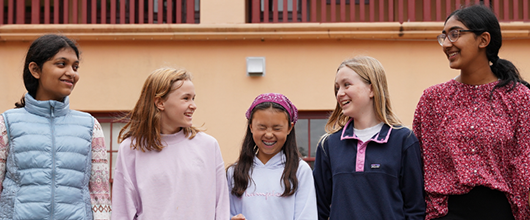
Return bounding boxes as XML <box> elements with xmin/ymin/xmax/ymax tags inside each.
<box><xmin>90</xmin><ymin>119</ymin><xmax>112</xmax><ymax>220</ymax></box>
<box><xmin>511</xmin><ymin>88</ymin><xmax>530</xmax><ymax>220</ymax></box>
<box><xmin>0</xmin><ymin>115</ymin><xmax>8</xmax><ymax>194</ymax></box>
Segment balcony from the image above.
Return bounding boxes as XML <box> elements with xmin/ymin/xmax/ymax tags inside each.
<box><xmin>1</xmin><ymin>0</ymin><xmax>528</xmax><ymax>26</ymax></box>
<box><xmin>0</xmin><ymin>0</ymin><xmax>200</xmax><ymax>25</ymax></box>
<box><xmin>1</xmin><ymin>0</ymin><xmax>528</xmax><ymax>43</ymax></box>
<box><xmin>248</xmin><ymin>0</ymin><xmax>530</xmax><ymax>23</ymax></box>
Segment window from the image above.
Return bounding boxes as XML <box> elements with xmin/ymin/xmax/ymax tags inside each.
<box><xmin>295</xmin><ymin>111</ymin><xmax>331</xmax><ymax>167</ymax></box>
<box><xmin>92</xmin><ymin>112</ymin><xmax>128</xmax><ymax>190</ymax></box>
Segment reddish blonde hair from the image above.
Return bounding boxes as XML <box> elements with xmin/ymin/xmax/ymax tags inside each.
<box><xmin>118</xmin><ymin>67</ymin><xmax>200</xmax><ymax>152</ymax></box>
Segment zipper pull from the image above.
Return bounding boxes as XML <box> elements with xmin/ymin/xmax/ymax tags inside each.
<box><xmin>50</xmin><ymin>105</ymin><xmax>55</xmax><ymax>117</ymax></box>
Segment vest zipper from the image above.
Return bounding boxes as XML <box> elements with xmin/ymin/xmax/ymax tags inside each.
<box><xmin>50</xmin><ymin>104</ymin><xmax>56</xmax><ymax>219</ymax></box>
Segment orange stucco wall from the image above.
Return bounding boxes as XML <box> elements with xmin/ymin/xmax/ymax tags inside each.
<box><xmin>2</xmin><ymin>0</ymin><xmax>530</xmax><ymax>165</ymax></box>
<box><xmin>3</xmin><ymin>34</ymin><xmax>530</xmax><ymax>164</ymax></box>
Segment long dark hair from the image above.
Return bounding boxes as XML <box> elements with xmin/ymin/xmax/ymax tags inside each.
<box><xmin>447</xmin><ymin>5</ymin><xmax>530</xmax><ymax>91</ymax></box>
<box><xmin>229</xmin><ymin>102</ymin><xmax>300</xmax><ymax>197</ymax></box>
<box><xmin>15</xmin><ymin>34</ymin><xmax>80</xmax><ymax>108</ymax></box>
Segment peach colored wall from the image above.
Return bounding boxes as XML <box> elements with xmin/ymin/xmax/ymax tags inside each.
<box><xmin>201</xmin><ymin>0</ymin><xmax>246</xmax><ymax>24</ymax></box>
<box><xmin>0</xmin><ymin>41</ymin><xmax>28</xmax><ymax>110</ymax></box>
<box><xmin>2</xmin><ymin>37</ymin><xmax>530</xmax><ymax>165</ymax></box>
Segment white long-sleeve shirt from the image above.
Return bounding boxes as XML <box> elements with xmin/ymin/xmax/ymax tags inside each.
<box><xmin>227</xmin><ymin>152</ymin><xmax>317</xmax><ymax>220</ymax></box>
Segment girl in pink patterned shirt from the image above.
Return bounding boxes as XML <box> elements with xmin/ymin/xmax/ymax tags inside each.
<box><xmin>413</xmin><ymin>5</ymin><xmax>530</xmax><ymax>220</ymax></box>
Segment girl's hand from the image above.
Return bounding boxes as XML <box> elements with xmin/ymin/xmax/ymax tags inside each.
<box><xmin>231</xmin><ymin>214</ymin><xmax>246</xmax><ymax>220</ymax></box>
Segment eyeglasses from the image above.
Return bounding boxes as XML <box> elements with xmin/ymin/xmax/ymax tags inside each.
<box><xmin>437</xmin><ymin>29</ymin><xmax>479</xmax><ymax>46</ymax></box>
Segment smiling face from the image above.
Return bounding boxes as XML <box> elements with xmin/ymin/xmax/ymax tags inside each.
<box><xmin>30</xmin><ymin>48</ymin><xmax>79</xmax><ymax>101</ymax></box>
<box><xmin>156</xmin><ymin>80</ymin><xmax>196</xmax><ymax>134</ymax></box>
<box><xmin>250</xmin><ymin>107</ymin><xmax>293</xmax><ymax>164</ymax></box>
<box><xmin>335</xmin><ymin>67</ymin><xmax>374</xmax><ymax>119</ymax></box>
<box><xmin>441</xmin><ymin>16</ymin><xmax>485</xmax><ymax>70</ymax></box>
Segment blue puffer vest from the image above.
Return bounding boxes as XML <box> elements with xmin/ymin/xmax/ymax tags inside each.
<box><xmin>0</xmin><ymin>94</ymin><xmax>94</xmax><ymax>220</ymax></box>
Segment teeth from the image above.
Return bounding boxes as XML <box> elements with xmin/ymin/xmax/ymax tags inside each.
<box><xmin>263</xmin><ymin>141</ymin><xmax>276</xmax><ymax>146</ymax></box>
<box><xmin>449</xmin><ymin>52</ymin><xmax>458</xmax><ymax>56</ymax></box>
<box><xmin>341</xmin><ymin>100</ymin><xmax>350</xmax><ymax>105</ymax></box>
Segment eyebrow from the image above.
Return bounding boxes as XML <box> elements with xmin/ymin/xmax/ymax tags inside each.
<box><xmin>54</xmin><ymin>57</ymin><xmax>79</xmax><ymax>63</ymax></box>
<box><xmin>257</xmin><ymin>124</ymin><xmax>284</xmax><ymax>127</ymax></box>
<box><xmin>442</xmin><ymin>26</ymin><xmax>465</xmax><ymax>33</ymax></box>
<box><xmin>335</xmin><ymin>78</ymin><xmax>351</xmax><ymax>84</ymax></box>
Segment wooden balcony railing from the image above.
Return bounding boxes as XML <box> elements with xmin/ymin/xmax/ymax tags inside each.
<box><xmin>0</xmin><ymin>0</ymin><xmax>200</xmax><ymax>25</ymax></box>
<box><xmin>249</xmin><ymin>0</ymin><xmax>530</xmax><ymax>23</ymax></box>
<box><xmin>1</xmin><ymin>0</ymin><xmax>527</xmax><ymax>25</ymax></box>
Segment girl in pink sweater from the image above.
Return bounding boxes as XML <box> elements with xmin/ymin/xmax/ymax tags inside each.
<box><xmin>111</xmin><ymin>67</ymin><xmax>229</xmax><ymax>220</ymax></box>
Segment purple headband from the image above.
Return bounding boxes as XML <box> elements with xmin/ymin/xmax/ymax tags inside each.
<box><xmin>245</xmin><ymin>93</ymin><xmax>298</xmax><ymax>124</ymax></box>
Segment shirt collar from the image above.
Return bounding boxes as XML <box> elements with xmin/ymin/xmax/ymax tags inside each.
<box><xmin>254</xmin><ymin>150</ymin><xmax>286</xmax><ymax>167</ymax></box>
<box><xmin>24</xmin><ymin>93</ymin><xmax>70</xmax><ymax>118</ymax></box>
<box><xmin>340</xmin><ymin>118</ymin><xmax>392</xmax><ymax>143</ymax></box>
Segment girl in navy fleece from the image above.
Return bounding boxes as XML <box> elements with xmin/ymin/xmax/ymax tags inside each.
<box><xmin>227</xmin><ymin>93</ymin><xmax>317</xmax><ymax>220</ymax></box>
<box><xmin>313</xmin><ymin>56</ymin><xmax>425</xmax><ymax>220</ymax></box>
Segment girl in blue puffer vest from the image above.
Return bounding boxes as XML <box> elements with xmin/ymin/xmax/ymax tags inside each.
<box><xmin>0</xmin><ymin>34</ymin><xmax>111</xmax><ymax>220</ymax></box>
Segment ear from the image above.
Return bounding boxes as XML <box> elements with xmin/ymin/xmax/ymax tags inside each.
<box><xmin>28</xmin><ymin>62</ymin><xmax>41</xmax><ymax>79</ymax></box>
<box><xmin>478</xmin><ymin>32</ymin><xmax>491</xmax><ymax>48</ymax></box>
<box><xmin>154</xmin><ymin>97</ymin><xmax>165</xmax><ymax>111</ymax></box>
<box><xmin>249</xmin><ymin>123</ymin><xmax>254</xmax><ymax>134</ymax></box>
<box><xmin>287</xmin><ymin>122</ymin><xmax>294</xmax><ymax>135</ymax></box>
<box><xmin>369</xmin><ymin>84</ymin><xmax>375</xmax><ymax>98</ymax></box>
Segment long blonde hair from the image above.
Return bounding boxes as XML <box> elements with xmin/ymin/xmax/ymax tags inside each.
<box><xmin>325</xmin><ymin>56</ymin><xmax>402</xmax><ymax>136</ymax></box>
<box><xmin>118</xmin><ymin>67</ymin><xmax>200</xmax><ymax>152</ymax></box>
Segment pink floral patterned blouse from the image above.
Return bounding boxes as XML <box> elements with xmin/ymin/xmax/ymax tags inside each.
<box><xmin>0</xmin><ymin>115</ymin><xmax>111</xmax><ymax>220</ymax></box>
<box><xmin>413</xmin><ymin>79</ymin><xmax>530</xmax><ymax>220</ymax></box>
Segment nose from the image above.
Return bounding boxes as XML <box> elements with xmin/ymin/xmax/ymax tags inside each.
<box><xmin>336</xmin><ymin>87</ymin><xmax>345</xmax><ymax>99</ymax></box>
<box><xmin>441</xmin><ymin>36</ymin><xmax>453</xmax><ymax>48</ymax></box>
<box><xmin>264</xmin><ymin>130</ymin><xmax>274</xmax><ymax>138</ymax></box>
<box><xmin>189</xmin><ymin>100</ymin><xmax>197</xmax><ymax>110</ymax></box>
<box><xmin>65</xmin><ymin>65</ymin><xmax>77</xmax><ymax>76</ymax></box>
<box><xmin>64</xmin><ymin>66</ymin><xmax>79</xmax><ymax>82</ymax></box>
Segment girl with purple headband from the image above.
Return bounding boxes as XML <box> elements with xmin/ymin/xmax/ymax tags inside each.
<box><xmin>227</xmin><ymin>93</ymin><xmax>317</xmax><ymax>220</ymax></box>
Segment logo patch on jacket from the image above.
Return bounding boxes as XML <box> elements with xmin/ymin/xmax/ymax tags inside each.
<box><xmin>371</xmin><ymin>164</ymin><xmax>380</xmax><ymax>169</ymax></box>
